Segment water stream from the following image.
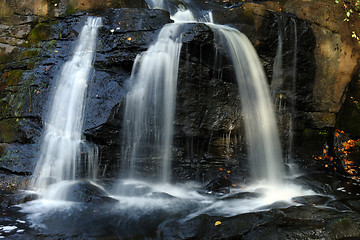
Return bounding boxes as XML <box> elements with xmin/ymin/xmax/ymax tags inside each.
<box><xmin>271</xmin><ymin>15</ymin><xmax>285</xmax><ymax>110</ymax></box>
<box><xmin>288</xmin><ymin>18</ymin><xmax>298</xmax><ymax>159</ymax></box>
<box><xmin>209</xmin><ymin>24</ymin><xmax>284</xmax><ymax>184</ymax></box>
<box><xmin>121</xmin><ymin>23</ymin><xmax>183</xmax><ymax>183</ymax></box>
<box><xmin>126</xmin><ymin>0</ymin><xmax>284</xmax><ymax>185</ymax></box>
<box><xmin>31</xmin><ymin>17</ymin><xmax>102</xmax><ymax>200</ymax></box>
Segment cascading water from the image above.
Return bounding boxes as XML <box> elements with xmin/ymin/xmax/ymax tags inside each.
<box><xmin>31</xmin><ymin>17</ymin><xmax>102</xmax><ymax>199</ymax></box>
<box><xmin>208</xmin><ymin>24</ymin><xmax>284</xmax><ymax>184</ymax></box>
<box><xmin>121</xmin><ymin>24</ymin><xmax>183</xmax><ymax>183</ymax></box>
<box><xmin>123</xmin><ymin>0</ymin><xmax>284</xmax><ymax>185</ymax></box>
<box><xmin>271</xmin><ymin>16</ymin><xmax>285</xmax><ymax>111</ymax></box>
<box><xmin>18</xmin><ymin>3</ymin><xmax>322</xmax><ymax>238</ymax></box>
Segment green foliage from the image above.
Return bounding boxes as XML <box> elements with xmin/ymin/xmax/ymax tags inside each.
<box><xmin>335</xmin><ymin>0</ymin><xmax>360</xmax><ymax>44</ymax></box>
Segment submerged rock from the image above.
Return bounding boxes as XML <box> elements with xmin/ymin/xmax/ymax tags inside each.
<box><xmin>64</xmin><ymin>181</ymin><xmax>118</xmax><ymax>204</ymax></box>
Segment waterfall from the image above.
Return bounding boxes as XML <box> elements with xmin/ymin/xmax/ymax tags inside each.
<box><xmin>31</xmin><ymin>17</ymin><xmax>102</xmax><ymax>199</ymax></box>
<box><xmin>271</xmin><ymin>16</ymin><xmax>285</xmax><ymax>111</ymax></box>
<box><xmin>288</xmin><ymin>19</ymin><xmax>298</xmax><ymax>159</ymax></box>
<box><xmin>121</xmin><ymin>24</ymin><xmax>183</xmax><ymax>182</ymax></box>
<box><xmin>209</xmin><ymin>24</ymin><xmax>284</xmax><ymax>184</ymax></box>
<box><xmin>121</xmin><ymin>1</ymin><xmax>210</xmax><ymax>184</ymax></box>
<box><xmin>123</xmin><ymin>0</ymin><xmax>284</xmax><ymax>185</ymax></box>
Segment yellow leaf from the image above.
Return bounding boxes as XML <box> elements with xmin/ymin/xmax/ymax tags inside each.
<box><xmin>215</xmin><ymin>221</ymin><xmax>221</xmax><ymax>226</ymax></box>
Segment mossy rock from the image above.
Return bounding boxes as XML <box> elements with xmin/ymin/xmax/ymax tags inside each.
<box><xmin>1</xmin><ymin>70</ymin><xmax>24</xmax><ymax>87</ymax></box>
<box><xmin>27</xmin><ymin>22</ymin><xmax>53</xmax><ymax>45</ymax></box>
<box><xmin>0</xmin><ymin>70</ymin><xmax>37</xmax><ymax>118</ymax></box>
<box><xmin>0</xmin><ymin>119</ymin><xmax>19</xmax><ymax>143</ymax></box>
<box><xmin>17</xmin><ymin>48</ymin><xmax>42</xmax><ymax>61</ymax></box>
<box><xmin>0</xmin><ymin>50</ymin><xmax>18</xmax><ymax>65</ymax></box>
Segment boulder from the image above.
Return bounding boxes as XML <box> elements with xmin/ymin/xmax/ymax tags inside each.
<box><xmin>63</xmin><ymin>181</ymin><xmax>117</xmax><ymax>204</ymax></box>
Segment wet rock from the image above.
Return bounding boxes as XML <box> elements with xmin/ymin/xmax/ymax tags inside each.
<box><xmin>327</xmin><ymin>200</ymin><xmax>352</xmax><ymax>212</ymax></box>
<box><xmin>95</xmin><ymin>8</ymin><xmax>172</xmax><ymax>70</ymax></box>
<box><xmin>221</xmin><ymin>191</ymin><xmax>260</xmax><ymax>200</ymax></box>
<box><xmin>65</xmin><ymin>181</ymin><xmax>117</xmax><ymax>204</ymax></box>
<box><xmin>292</xmin><ymin>194</ymin><xmax>332</xmax><ymax>206</ymax></box>
<box><xmin>259</xmin><ymin>201</ymin><xmax>293</xmax><ymax>210</ymax></box>
<box><xmin>204</xmin><ymin>171</ymin><xmax>232</xmax><ymax>194</ymax></box>
<box><xmin>159</xmin><ymin>206</ymin><xmax>360</xmax><ymax>239</ymax></box>
<box><xmin>147</xmin><ymin>192</ymin><xmax>175</xmax><ymax>199</ymax></box>
<box><xmin>0</xmin><ymin>190</ymin><xmax>38</xmax><ymax>208</ymax></box>
<box><xmin>0</xmin><ymin>143</ymin><xmax>39</xmax><ymax>175</ymax></box>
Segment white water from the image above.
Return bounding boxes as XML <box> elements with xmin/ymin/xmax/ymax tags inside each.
<box><xmin>125</xmin><ymin>0</ymin><xmax>284</xmax><ymax>185</ymax></box>
<box><xmin>31</xmin><ymin>17</ymin><xmax>102</xmax><ymax>199</ymax></box>
<box><xmin>121</xmin><ymin>1</ymin><xmax>210</xmax><ymax>184</ymax></box>
<box><xmin>121</xmin><ymin>23</ymin><xmax>183</xmax><ymax>183</ymax></box>
<box><xmin>119</xmin><ymin>0</ymin><xmax>312</xmax><ymax>216</ymax></box>
<box><xmin>209</xmin><ymin>24</ymin><xmax>284</xmax><ymax>184</ymax></box>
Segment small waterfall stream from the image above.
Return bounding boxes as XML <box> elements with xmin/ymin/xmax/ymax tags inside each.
<box><xmin>288</xmin><ymin>19</ymin><xmax>298</xmax><ymax>159</ymax></box>
<box><xmin>121</xmin><ymin>23</ymin><xmax>183</xmax><ymax>182</ymax></box>
<box><xmin>209</xmin><ymin>24</ymin><xmax>284</xmax><ymax>184</ymax></box>
<box><xmin>271</xmin><ymin>16</ymin><xmax>285</xmax><ymax>111</ymax></box>
<box><xmin>31</xmin><ymin>17</ymin><xmax>102</xmax><ymax>199</ymax></box>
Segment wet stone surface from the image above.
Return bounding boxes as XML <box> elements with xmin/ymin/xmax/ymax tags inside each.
<box><xmin>0</xmin><ymin>168</ymin><xmax>358</xmax><ymax>239</ymax></box>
